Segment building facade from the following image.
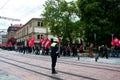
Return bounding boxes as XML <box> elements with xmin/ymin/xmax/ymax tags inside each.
<box><xmin>0</xmin><ymin>34</ymin><xmax>8</xmax><ymax>47</ymax></box>
<box><xmin>7</xmin><ymin>24</ymin><xmax>23</xmax><ymax>40</ymax></box>
<box><xmin>0</xmin><ymin>35</ymin><xmax>2</xmax><ymax>44</ymax></box>
<box><xmin>2</xmin><ymin>34</ymin><xmax>8</xmax><ymax>44</ymax></box>
<box><xmin>15</xmin><ymin>18</ymin><xmax>53</xmax><ymax>46</ymax></box>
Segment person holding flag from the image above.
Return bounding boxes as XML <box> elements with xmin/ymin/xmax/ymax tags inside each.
<box><xmin>39</xmin><ymin>36</ymin><xmax>45</xmax><ymax>55</ymax></box>
<box><xmin>110</xmin><ymin>37</ymin><xmax>120</xmax><ymax>57</ymax></box>
<box><xmin>44</xmin><ymin>38</ymin><xmax>52</xmax><ymax>55</ymax></box>
<box><xmin>28</xmin><ymin>37</ymin><xmax>35</xmax><ymax>53</ymax></box>
<box><xmin>28</xmin><ymin>37</ymin><xmax>35</xmax><ymax>47</ymax></box>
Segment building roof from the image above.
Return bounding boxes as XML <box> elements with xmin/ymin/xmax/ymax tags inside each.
<box><xmin>11</xmin><ymin>24</ymin><xmax>23</xmax><ymax>28</ymax></box>
<box><xmin>7</xmin><ymin>24</ymin><xmax>23</xmax><ymax>32</ymax></box>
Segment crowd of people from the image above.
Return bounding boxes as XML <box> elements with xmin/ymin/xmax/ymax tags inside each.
<box><xmin>12</xmin><ymin>44</ymin><xmax>84</xmax><ymax>57</ymax></box>
<box><xmin>1</xmin><ymin>39</ymin><xmax>120</xmax><ymax>74</ymax></box>
<box><xmin>1</xmin><ymin>42</ymin><xmax>119</xmax><ymax>58</ymax></box>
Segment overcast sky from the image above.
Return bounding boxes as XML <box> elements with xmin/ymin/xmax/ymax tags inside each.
<box><xmin>0</xmin><ymin>0</ymin><xmax>75</xmax><ymax>31</ymax></box>
<box><xmin>0</xmin><ymin>0</ymin><xmax>48</xmax><ymax>30</ymax></box>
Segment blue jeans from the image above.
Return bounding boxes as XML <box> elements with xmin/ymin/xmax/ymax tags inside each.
<box><xmin>111</xmin><ymin>51</ymin><xmax>119</xmax><ymax>57</ymax></box>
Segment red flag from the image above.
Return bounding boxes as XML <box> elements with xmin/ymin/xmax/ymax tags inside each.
<box><xmin>42</xmin><ymin>38</ymin><xmax>48</xmax><ymax>46</ymax></box>
<box><xmin>44</xmin><ymin>39</ymin><xmax>52</xmax><ymax>48</ymax></box>
<box><xmin>111</xmin><ymin>41</ymin><xmax>115</xmax><ymax>46</ymax></box>
<box><xmin>29</xmin><ymin>37</ymin><xmax>35</xmax><ymax>47</ymax></box>
<box><xmin>8</xmin><ymin>42</ymin><xmax>12</xmax><ymax>47</ymax></box>
<box><xmin>117</xmin><ymin>40</ymin><xmax>120</xmax><ymax>47</ymax></box>
<box><xmin>40</xmin><ymin>38</ymin><xmax>44</xmax><ymax>43</ymax></box>
<box><xmin>111</xmin><ymin>37</ymin><xmax>119</xmax><ymax>46</ymax></box>
<box><xmin>113</xmin><ymin>37</ymin><xmax>119</xmax><ymax>44</ymax></box>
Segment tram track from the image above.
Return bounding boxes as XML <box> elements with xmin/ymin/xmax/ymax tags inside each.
<box><xmin>0</xmin><ymin>56</ymin><xmax>98</xmax><ymax>80</ymax></box>
<box><xmin>0</xmin><ymin>50</ymin><xmax>120</xmax><ymax>72</ymax></box>
<box><xmin>24</xmin><ymin>54</ymin><xmax>120</xmax><ymax>70</ymax></box>
<box><xmin>0</xmin><ymin>59</ymin><xmax>64</xmax><ymax>80</ymax></box>
<box><xmin>1</xmin><ymin>50</ymin><xmax>120</xmax><ymax>80</ymax></box>
<box><xmin>3</xmin><ymin>53</ymin><xmax>120</xmax><ymax>72</ymax></box>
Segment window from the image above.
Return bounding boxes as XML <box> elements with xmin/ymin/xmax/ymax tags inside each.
<box><xmin>38</xmin><ymin>22</ymin><xmax>41</xmax><ymax>26</ymax></box>
<box><xmin>41</xmin><ymin>22</ymin><xmax>43</xmax><ymax>27</ymax></box>
<box><xmin>37</xmin><ymin>22</ymin><xmax>43</xmax><ymax>27</ymax></box>
<box><xmin>37</xmin><ymin>35</ymin><xmax>40</xmax><ymax>39</ymax></box>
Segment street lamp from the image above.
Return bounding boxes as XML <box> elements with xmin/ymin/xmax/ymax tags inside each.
<box><xmin>111</xmin><ymin>33</ymin><xmax>114</xmax><ymax>40</ymax></box>
<box><xmin>94</xmin><ymin>33</ymin><xmax>98</xmax><ymax>62</ymax></box>
<box><xmin>94</xmin><ymin>33</ymin><xmax>96</xmax><ymax>47</ymax></box>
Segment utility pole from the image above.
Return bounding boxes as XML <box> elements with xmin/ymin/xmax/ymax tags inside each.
<box><xmin>0</xmin><ymin>16</ymin><xmax>20</xmax><ymax>21</ymax></box>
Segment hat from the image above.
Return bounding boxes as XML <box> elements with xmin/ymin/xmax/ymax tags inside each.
<box><xmin>53</xmin><ymin>37</ymin><xmax>58</xmax><ymax>42</ymax></box>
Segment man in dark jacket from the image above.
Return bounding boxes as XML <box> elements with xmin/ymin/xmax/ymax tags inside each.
<box><xmin>100</xmin><ymin>45</ymin><xmax>108</xmax><ymax>58</ymax></box>
<box><xmin>50</xmin><ymin>38</ymin><xmax>59</xmax><ymax>74</ymax></box>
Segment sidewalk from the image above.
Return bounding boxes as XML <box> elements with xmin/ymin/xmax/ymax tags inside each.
<box><xmin>0</xmin><ymin>70</ymin><xmax>21</xmax><ymax>80</ymax></box>
<box><xmin>2</xmin><ymin>49</ymin><xmax>120</xmax><ymax>65</ymax></box>
<box><xmin>62</xmin><ymin>56</ymin><xmax>120</xmax><ymax>65</ymax></box>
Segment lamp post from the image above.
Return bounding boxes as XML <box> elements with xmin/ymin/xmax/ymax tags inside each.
<box><xmin>111</xmin><ymin>33</ymin><xmax>114</xmax><ymax>40</ymax></box>
<box><xmin>94</xmin><ymin>33</ymin><xmax>96</xmax><ymax>47</ymax></box>
<box><xmin>94</xmin><ymin>33</ymin><xmax>98</xmax><ymax>62</ymax></box>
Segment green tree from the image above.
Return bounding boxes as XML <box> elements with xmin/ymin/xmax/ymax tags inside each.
<box><xmin>77</xmin><ymin>0</ymin><xmax>120</xmax><ymax>46</ymax></box>
<box><xmin>42</xmin><ymin>0</ymin><xmax>81</xmax><ymax>45</ymax></box>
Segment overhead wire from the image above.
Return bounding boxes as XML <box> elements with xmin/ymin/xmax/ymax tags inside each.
<box><xmin>0</xmin><ymin>0</ymin><xmax>44</xmax><ymax>19</ymax></box>
<box><xmin>0</xmin><ymin>0</ymin><xmax>45</xmax><ymax>29</ymax></box>
<box><xmin>20</xmin><ymin>4</ymin><xmax>44</xmax><ymax>18</ymax></box>
<box><xmin>0</xmin><ymin>0</ymin><xmax>12</xmax><ymax>28</ymax></box>
<box><xmin>0</xmin><ymin>0</ymin><xmax>10</xmax><ymax>9</ymax></box>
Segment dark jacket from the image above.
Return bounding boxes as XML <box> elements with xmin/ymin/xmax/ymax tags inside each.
<box><xmin>50</xmin><ymin>42</ymin><xmax>59</xmax><ymax>56</ymax></box>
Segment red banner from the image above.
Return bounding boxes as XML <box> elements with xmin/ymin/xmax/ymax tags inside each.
<box><xmin>111</xmin><ymin>37</ymin><xmax>120</xmax><ymax>47</ymax></box>
<box><xmin>29</xmin><ymin>37</ymin><xmax>35</xmax><ymax>47</ymax></box>
<box><xmin>44</xmin><ymin>39</ymin><xmax>51</xmax><ymax>48</ymax></box>
<box><xmin>42</xmin><ymin>38</ymin><xmax>48</xmax><ymax>46</ymax></box>
<box><xmin>8</xmin><ymin>41</ymin><xmax>12</xmax><ymax>47</ymax></box>
<box><xmin>40</xmin><ymin>38</ymin><xmax>44</xmax><ymax>43</ymax></box>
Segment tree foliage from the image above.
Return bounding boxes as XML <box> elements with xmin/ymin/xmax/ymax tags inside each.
<box><xmin>77</xmin><ymin>0</ymin><xmax>120</xmax><ymax>46</ymax></box>
<box><xmin>42</xmin><ymin>0</ymin><xmax>82</xmax><ymax>45</ymax></box>
<box><xmin>42</xmin><ymin>0</ymin><xmax>120</xmax><ymax>46</ymax></box>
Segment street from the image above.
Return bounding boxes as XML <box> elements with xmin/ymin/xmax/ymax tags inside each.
<box><xmin>0</xmin><ymin>49</ymin><xmax>120</xmax><ymax>80</ymax></box>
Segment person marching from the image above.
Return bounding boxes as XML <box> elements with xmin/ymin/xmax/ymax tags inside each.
<box><xmin>50</xmin><ymin>38</ymin><xmax>60</xmax><ymax>74</ymax></box>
